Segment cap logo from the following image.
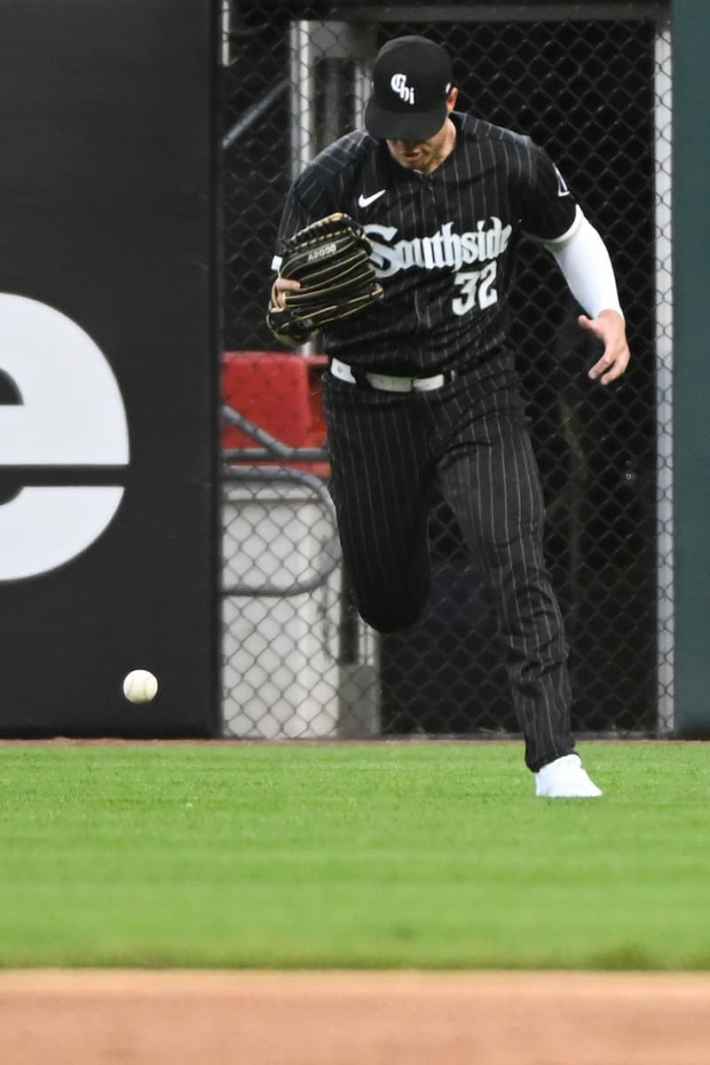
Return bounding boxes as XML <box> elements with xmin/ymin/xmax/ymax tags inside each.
<box><xmin>390</xmin><ymin>73</ymin><xmax>415</xmax><ymax>105</ymax></box>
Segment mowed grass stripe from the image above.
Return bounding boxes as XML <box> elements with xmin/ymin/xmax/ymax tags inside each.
<box><xmin>0</xmin><ymin>742</ymin><xmax>707</xmax><ymax>968</ymax></box>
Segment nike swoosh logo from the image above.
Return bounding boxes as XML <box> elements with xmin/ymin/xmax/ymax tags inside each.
<box><xmin>358</xmin><ymin>189</ymin><xmax>387</xmax><ymax>208</ymax></box>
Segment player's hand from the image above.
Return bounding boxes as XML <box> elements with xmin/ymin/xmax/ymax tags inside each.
<box><xmin>580</xmin><ymin>309</ymin><xmax>630</xmax><ymax>386</ymax></box>
<box><xmin>271</xmin><ymin>276</ymin><xmax>301</xmax><ymax>309</ymax></box>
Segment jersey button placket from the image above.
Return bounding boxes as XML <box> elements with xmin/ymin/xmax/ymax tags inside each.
<box><xmin>413</xmin><ymin>176</ymin><xmax>438</xmax><ymax>348</ymax></box>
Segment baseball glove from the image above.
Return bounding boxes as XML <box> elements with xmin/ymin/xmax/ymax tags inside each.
<box><xmin>267</xmin><ymin>212</ymin><xmax>383</xmax><ymax>344</ymax></box>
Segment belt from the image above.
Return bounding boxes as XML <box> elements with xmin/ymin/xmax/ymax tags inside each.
<box><xmin>329</xmin><ymin>356</ymin><xmax>456</xmax><ymax>393</ymax></box>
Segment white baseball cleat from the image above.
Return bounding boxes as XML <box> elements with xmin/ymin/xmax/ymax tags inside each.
<box><xmin>535</xmin><ymin>753</ymin><xmax>603</xmax><ymax>798</ymax></box>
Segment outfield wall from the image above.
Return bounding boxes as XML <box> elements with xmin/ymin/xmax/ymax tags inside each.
<box><xmin>0</xmin><ymin>0</ymin><xmax>220</xmax><ymax>736</ymax></box>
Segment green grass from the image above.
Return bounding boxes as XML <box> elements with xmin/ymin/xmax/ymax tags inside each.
<box><xmin>0</xmin><ymin>741</ymin><xmax>708</xmax><ymax>969</ymax></box>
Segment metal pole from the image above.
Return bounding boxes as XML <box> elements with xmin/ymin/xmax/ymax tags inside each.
<box><xmin>220</xmin><ymin>1</ymin><xmax>231</xmax><ymax>67</ymax></box>
<box><xmin>654</xmin><ymin>24</ymin><xmax>674</xmax><ymax>734</ymax></box>
<box><xmin>289</xmin><ymin>20</ymin><xmax>316</xmax><ymax>182</ymax></box>
<box><xmin>352</xmin><ymin>58</ymin><xmax>371</xmax><ymax>130</ymax></box>
<box><xmin>329</xmin><ymin>3</ymin><xmax>668</xmax><ymax>23</ymax></box>
<box><xmin>289</xmin><ymin>21</ymin><xmax>317</xmax><ymax>354</ymax></box>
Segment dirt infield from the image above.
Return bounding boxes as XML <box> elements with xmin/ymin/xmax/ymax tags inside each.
<box><xmin>1</xmin><ymin>971</ymin><xmax>709</xmax><ymax>1065</ymax></box>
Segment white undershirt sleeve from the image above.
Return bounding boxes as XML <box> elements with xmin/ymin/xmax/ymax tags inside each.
<box><xmin>542</xmin><ymin>207</ymin><xmax>624</xmax><ymax>320</ymax></box>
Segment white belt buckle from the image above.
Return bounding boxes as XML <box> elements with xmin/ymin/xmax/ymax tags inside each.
<box><xmin>330</xmin><ymin>358</ymin><xmax>356</xmax><ymax>384</ymax></box>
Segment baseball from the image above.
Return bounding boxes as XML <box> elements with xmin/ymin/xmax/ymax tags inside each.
<box><xmin>122</xmin><ymin>669</ymin><xmax>158</xmax><ymax>704</ymax></box>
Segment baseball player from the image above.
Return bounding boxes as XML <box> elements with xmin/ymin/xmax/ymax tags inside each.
<box><xmin>269</xmin><ymin>36</ymin><xmax>630</xmax><ymax>797</ymax></box>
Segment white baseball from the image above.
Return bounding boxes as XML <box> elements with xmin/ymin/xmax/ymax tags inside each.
<box><xmin>122</xmin><ymin>669</ymin><xmax>158</xmax><ymax>704</ymax></box>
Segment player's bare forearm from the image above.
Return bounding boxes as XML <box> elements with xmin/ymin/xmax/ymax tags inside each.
<box><xmin>579</xmin><ymin>309</ymin><xmax>630</xmax><ymax>386</ymax></box>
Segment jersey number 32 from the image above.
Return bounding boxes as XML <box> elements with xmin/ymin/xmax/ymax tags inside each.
<box><xmin>452</xmin><ymin>261</ymin><xmax>498</xmax><ymax>317</ymax></box>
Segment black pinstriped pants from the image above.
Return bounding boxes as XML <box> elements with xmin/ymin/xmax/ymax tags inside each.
<box><xmin>323</xmin><ymin>363</ymin><xmax>575</xmax><ymax>772</ymax></box>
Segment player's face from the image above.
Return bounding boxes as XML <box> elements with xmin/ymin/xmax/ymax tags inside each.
<box><xmin>386</xmin><ymin>124</ymin><xmax>449</xmax><ymax>172</ymax></box>
<box><xmin>385</xmin><ymin>89</ymin><xmax>458</xmax><ymax>175</ymax></box>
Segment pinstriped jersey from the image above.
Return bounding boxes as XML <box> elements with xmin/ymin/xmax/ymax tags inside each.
<box><xmin>274</xmin><ymin>111</ymin><xmax>577</xmax><ymax>373</ymax></box>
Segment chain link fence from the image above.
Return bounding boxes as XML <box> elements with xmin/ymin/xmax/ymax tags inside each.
<box><xmin>220</xmin><ymin>0</ymin><xmax>672</xmax><ymax>739</ymax></box>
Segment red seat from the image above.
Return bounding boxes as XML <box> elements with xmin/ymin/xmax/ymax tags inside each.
<box><xmin>221</xmin><ymin>351</ymin><xmax>329</xmax><ymax>477</ymax></box>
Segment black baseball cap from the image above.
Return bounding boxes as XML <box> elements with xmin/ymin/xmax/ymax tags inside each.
<box><xmin>365</xmin><ymin>36</ymin><xmax>453</xmax><ymax>142</ymax></box>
